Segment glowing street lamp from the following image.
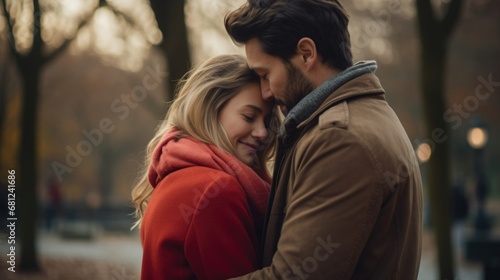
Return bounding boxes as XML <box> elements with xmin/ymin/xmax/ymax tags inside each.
<box><xmin>464</xmin><ymin>117</ymin><xmax>500</xmax><ymax>280</ymax></box>
<box><xmin>467</xmin><ymin>127</ymin><xmax>489</xmax><ymax>150</ymax></box>
<box><xmin>416</xmin><ymin>143</ymin><xmax>432</xmax><ymax>163</ymax></box>
<box><xmin>466</xmin><ymin>118</ymin><xmax>491</xmax><ymax>236</ymax></box>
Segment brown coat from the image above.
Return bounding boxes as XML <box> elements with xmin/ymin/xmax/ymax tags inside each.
<box><xmin>233</xmin><ymin>73</ymin><xmax>423</xmax><ymax>279</ymax></box>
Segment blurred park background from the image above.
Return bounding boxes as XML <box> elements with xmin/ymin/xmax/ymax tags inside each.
<box><xmin>0</xmin><ymin>0</ymin><xmax>499</xmax><ymax>279</ymax></box>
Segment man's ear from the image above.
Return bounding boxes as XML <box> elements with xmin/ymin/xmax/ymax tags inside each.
<box><xmin>296</xmin><ymin>38</ymin><xmax>317</xmax><ymax>71</ymax></box>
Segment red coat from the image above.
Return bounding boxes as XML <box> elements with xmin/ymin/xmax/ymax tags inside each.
<box><xmin>141</xmin><ymin>128</ymin><xmax>270</xmax><ymax>280</ymax></box>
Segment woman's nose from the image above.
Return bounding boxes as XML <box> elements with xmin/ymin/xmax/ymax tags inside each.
<box><xmin>252</xmin><ymin>124</ymin><xmax>268</xmax><ymax>140</ymax></box>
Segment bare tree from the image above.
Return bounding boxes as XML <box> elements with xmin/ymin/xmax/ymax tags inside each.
<box><xmin>0</xmin><ymin>0</ymin><xmax>99</xmax><ymax>271</ymax></box>
<box><xmin>416</xmin><ymin>0</ymin><xmax>464</xmax><ymax>279</ymax></box>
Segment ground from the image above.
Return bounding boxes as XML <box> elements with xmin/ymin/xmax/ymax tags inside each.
<box><xmin>0</xmin><ymin>223</ymin><xmax>496</xmax><ymax>279</ymax></box>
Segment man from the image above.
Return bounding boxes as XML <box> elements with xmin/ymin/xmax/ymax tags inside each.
<box><xmin>224</xmin><ymin>0</ymin><xmax>423</xmax><ymax>279</ymax></box>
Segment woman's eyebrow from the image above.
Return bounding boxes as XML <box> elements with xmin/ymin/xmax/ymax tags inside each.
<box><xmin>243</xmin><ymin>104</ymin><xmax>263</xmax><ymax>113</ymax></box>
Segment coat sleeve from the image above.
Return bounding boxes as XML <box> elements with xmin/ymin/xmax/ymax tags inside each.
<box><xmin>231</xmin><ymin>129</ymin><xmax>386</xmax><ymax>279</ymax></box>
<box><xmin>184</xmin><ymin>174</ymin><xmax>260</xmax><ymax>280</ymax></box>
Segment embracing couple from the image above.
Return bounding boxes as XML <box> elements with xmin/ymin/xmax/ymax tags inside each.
<box><xmin>132</xmin><ymin>1</ymin><xmax>423</xmax><ymax>279</ymax></box>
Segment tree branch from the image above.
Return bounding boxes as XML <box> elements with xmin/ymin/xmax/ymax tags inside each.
<box><xmin>106</xmin><ymin>2</ymin><xmax>137</xmax><ymax>27</ymax></box>
<box><xmin>42</xmin><ymin>3</ymin><xmax>98</xmax><ymax>64</ymax></box>
<box><xmin>1</xmin><ymin>0</ymin><xmax>22</xmax><ymax>62</ymax></box>
<box><xmin>30</xmin><ymin>0</ymin><xmax>42</xmax><ymax>60</ymax></box>
<box><xmin>416</xmin><ymin>0</ymin><xmax>438</xmax><ymax>46</ymax></box>
<box><xmin>441</xmin><ymin>0</ymin><xmax>464</xmax><ymax>38</ymax></box>
<box><xmin>104</xmin><ymin>1</ymin><xmax>150</xmax><ymax>43</ymax></box>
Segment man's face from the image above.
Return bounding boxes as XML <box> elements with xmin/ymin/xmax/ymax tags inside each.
<box><xmin>245</xmin><ymin>38</ymin><xmax>314</xmax><ymax>115</ymax></box>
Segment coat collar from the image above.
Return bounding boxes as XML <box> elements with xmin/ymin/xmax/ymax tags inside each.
<box><xmin>297</xmin><ymin>72</ymin><xmax>386</xmax><ymax>130</ymax></box>
<box><xmin>280</xmin><ymin>61</ymin><xmax>385</xmax><ymax>136</ymax></box>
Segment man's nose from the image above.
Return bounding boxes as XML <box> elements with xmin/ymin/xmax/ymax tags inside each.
<box><xmin>261</xmin><ymin>84</ymin><xmax>273</xmax><ymax>101</ymax></box>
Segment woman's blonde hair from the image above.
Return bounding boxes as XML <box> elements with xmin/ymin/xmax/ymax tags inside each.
<box><xmin>131</xmin><ymin>54</ymin><xmax>280</xmax><ymax>228</ymax></box>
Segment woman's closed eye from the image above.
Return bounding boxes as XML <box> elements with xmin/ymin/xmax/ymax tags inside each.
<box><xmin>243</xmin><ymin>114</ymin><xmax>255</xmax><ymax>122</ymax></box>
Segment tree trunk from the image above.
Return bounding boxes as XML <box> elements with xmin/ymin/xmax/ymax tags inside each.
<box><xmin>18</xmin><ymin>65</ymin><xmax>41</xmax><ymax>271</ymax></box>
<box><xmin>149</xmin><ymin>0</ymin><xmax>191</xmax><ymax>101</ymax></box>
<box><xmin>421</xmin><ymin>40</ymin><xmax>454</xmax><ymax>280</ymax></box>
<box><xmin>416</xmin><ymin>0</ymin><xmax>463</xmax><ymax>279</ymax></box>
<box><xmin>0</xmin><ymin>57</ymin><xmax>7</xmax><ymax>152</ymax></box>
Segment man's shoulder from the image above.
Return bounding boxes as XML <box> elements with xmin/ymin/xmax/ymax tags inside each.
<box><xmin>318</xmin><ymin>100</ymin><xmax>350</xmax><ymax>130</ymax></box>
<box><xmin>297</xmin><ymin>95</ymin><xmax>393</xmax><ymax>154</ymax></box>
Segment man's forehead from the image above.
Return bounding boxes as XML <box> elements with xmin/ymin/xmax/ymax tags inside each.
<box><xmin>244</xmin><ymin>40</ymin><xmax>270</xmax><ymax>70</ymax></box>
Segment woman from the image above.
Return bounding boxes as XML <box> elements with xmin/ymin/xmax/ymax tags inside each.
<box><xmin>132</xmin><ymin>54</ymin><xmax>280</xmax><ymax>280</ymax></box>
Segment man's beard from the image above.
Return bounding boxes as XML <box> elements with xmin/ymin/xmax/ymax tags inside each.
<box><xmin>279</xmin><ymin>62</ymin><xmax>315</xmax><ymax>116</ymax></box>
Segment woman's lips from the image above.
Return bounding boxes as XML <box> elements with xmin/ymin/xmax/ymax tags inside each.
<box><xmin>239</xmin><ymin>141</ymin><xmax>258</xmax><ymax>151</ymax></box>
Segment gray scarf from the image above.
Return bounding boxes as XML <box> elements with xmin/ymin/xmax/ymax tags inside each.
<box><xmin>281</xmin><ymin>60</ymin><xmax>378</xmax><ymax>137</ymax></box>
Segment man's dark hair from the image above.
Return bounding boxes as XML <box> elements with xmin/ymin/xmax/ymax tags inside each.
<box><xmin>225</xmin><ymin>0</ymin><xmax>353</xmax><ymax>70</ymax></box>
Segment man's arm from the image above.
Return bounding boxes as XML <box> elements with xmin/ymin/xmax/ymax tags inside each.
<box><xmin>232</xmin><ymin>129</ymin><xmax>385</xmax><ymax>279</ymax></box>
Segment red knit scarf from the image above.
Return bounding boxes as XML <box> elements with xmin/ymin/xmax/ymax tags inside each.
<box><xmin>148</xmin><ymin>128</ymin><xmax>271</xmax><ymax>230</ymax></box>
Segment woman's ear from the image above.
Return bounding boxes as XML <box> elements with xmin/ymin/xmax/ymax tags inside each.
<box><xmin>296</xmin><ymin>38</ymin><xmax>317</xmax><ymax>71</ymax></box>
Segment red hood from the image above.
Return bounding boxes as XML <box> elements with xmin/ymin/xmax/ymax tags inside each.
<box><xmin>148</xmin><ymin>128</ymin><xmax>270</xmax><ymax>220</ymax></box>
